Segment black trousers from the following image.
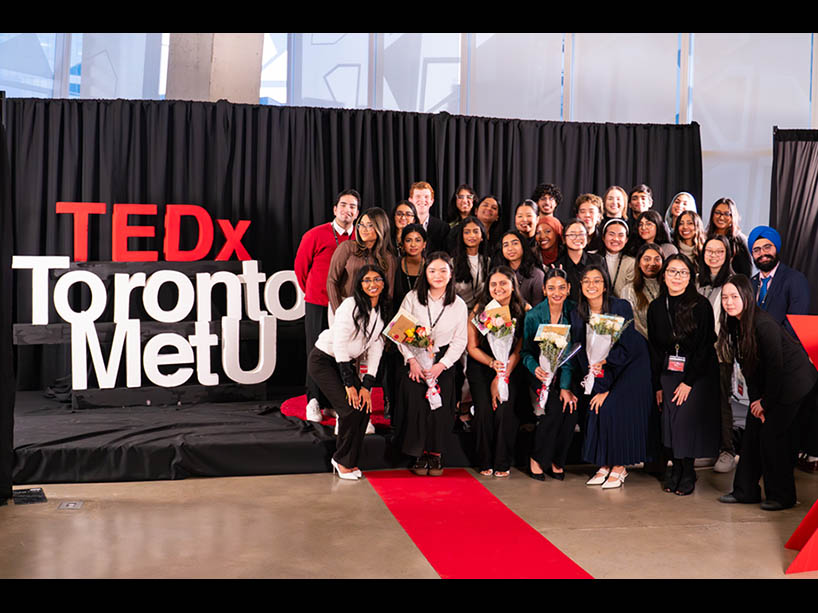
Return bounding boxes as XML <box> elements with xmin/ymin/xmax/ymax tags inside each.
<box><xmin>466</xmin><ymin>358</ymin><xmax>519</xmax><ymax>472</ymax></box>
<box><xmin>530</xmin><ymin>379</ymin><xmax>579</xmax><ymax>471</ymax></box>
<box><xmin>385</xmin><ymin>349</ymin><xmax>408</xmax><ymax>437</ymax></box>
<box><xmin>307</xmin><ymin>348</ymin><xmax>370</xmax><ymax>468</ymax></box>
<box><xmin>304</xmin><ymin>302</ymin><xmax>330</xmax><ymax>405</ymax></box>
<box><xmin>718</xmin><ymin>362</ymin><xmax>735</xmax><ymax>454</ymax></box>
<box><xmin>732</xmin><ymin>399</ymin><xmax>802</xmax><ymax>506</ymax></box>
<box><xmin>400</xmin><ymin>345</ymin><xmax>456</xmax><ymax>458</ymax></box>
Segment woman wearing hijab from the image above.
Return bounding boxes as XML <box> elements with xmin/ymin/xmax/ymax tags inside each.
<box><xmin>535</xmin><ymin>216</ymin><xmax>562</xmax><ymax>267</ymax></box>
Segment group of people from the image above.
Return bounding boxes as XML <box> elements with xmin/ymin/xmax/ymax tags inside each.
<box><xmin>294</xmin><ymin>181</ymin><xmax>818</xmax><ymax>510</ymax></box>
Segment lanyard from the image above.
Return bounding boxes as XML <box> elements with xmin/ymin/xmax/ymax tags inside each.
<box><xmin>665</xmin><ymin>296</ymin><xmax>680</xmax><ymax>356</ymax></box>
<box><xmin>426</xmin><ymin>301</ymin><xmax>447</xmax><ymax>332</ymax></box>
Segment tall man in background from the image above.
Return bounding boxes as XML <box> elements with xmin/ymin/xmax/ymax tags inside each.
<box><xmin>294</xmin><ymin>189</ymin><xmax>360</xmax><ymax>422</ymax></box>
<box><xmin>409</xmin><ymin>181</ymin><xmax>449</xmax><ymax>254</ymax></box>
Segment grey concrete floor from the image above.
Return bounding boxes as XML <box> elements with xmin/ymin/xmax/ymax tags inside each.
<box><xmin>2</xmin><ymin>465</ymin><xmax>818</xmax><ymax>579</ymax></box>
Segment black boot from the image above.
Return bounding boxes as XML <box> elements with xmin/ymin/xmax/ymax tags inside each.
<box><xmin>663</xmin><ymin>460</ymin><xmax>682</xmax><ymax>493</ymax></box>
<box><xmin>412</xmin><ymin>453</ymin><xmax>429</xmax><ymax>476</ymax></box>
<box><xmin>675</xmin><ymin>458</ymin><xmax>697</xmax><ymax>496</ymax></box>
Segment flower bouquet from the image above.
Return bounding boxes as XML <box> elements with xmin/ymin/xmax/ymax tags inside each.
<box><xmin>533</xmin><ymin>323</ymin><xmax>578</xmax><ymax>414</ymax></box>
<box><xmin>383</xmin><ymin>308</ymin><xmax>441</xmax><ymax>409</ymax></box>
<box><xmin>472</xmin><ymin>300</ymin><xmax>516</xmax><ymax>402</ymax></box>
<box><xmin>581</xmin><ymin>313</ymin><xmax>632</xmax><ymax>395</ymax></box>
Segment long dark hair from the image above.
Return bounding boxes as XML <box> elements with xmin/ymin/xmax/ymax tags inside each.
<box><xmin>415</xmin><ymin>251</ymin><xmax>457</xmax><ymax>307</ymax></box>
<box><xmin>697</xmin><ymin>235</ymin><xmax>734</xmax><ymax>288</ymax></box>
<box><xmin>626</xmin><ymin>209</ymin><xmax>671</xmax><ymax>256</ymax></box>
<box><xmin>355</xmin><ymin>207</ymin><xmax>394</xmax><ymax>275</ymax></box>
<box><xmin>390</xmin><ymin>200</ymin><xmax>418</xmax><ymax>253</ymax></box>
<box><xmin>672</xmin><ymin>210</ymin><xmax>706</xmax><ymax>257</ymax></box>
<box><xmin>632</xmin><ymin>242</ymin><xmax>664</xmax><ymax>311</ymax></box>
<box><xmin>495</xmin><ymin>229</ymin><xmax>537</xmax><ymax>277</ymax></box>
<box><xmin>446</xmin><ymin>184</ymin><xmax>477</xmax><ymax>223</ymax></box>
<box><xmin>658</xmin><ymin>253</ymin><xmax>699</xmax><ymax>339</ymax></box>
<box><xmin>452</xmin><ymin>216</ymin><xmax>488</xmax><ymax>283</ymax></box>
<box><xmin>474</xmin><ymin>265</ymin><xmax>526</xmax><ymax>322</ymax></box>
<box><xmin>576</xmin><ymin>263</ymin><xmax>612</xmax><ymax>323</ymax></box>
<box><xmin>716</xmin><ymin>274</ymin><xmax>759</xmax><ymax>376</ymax></box>
<box><xmin>350</xmin><ymin>264</ymin><xmax>391</xmax><ymax>339</ymax></box>
<box><xmin>705</xmin><ymin>197</ymin><xmax>742</xmax><ymax>238</ymax></box>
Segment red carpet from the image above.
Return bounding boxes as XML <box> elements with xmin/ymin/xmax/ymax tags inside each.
<box><xmin>366</xmin><ymin>469</ymin><xmax>592</xmax><ymax>579</ymax></box>
<box><xmin>279</xmin><ymin>388</ymin><xmax>391</xmax><ymax>428</ymax></box>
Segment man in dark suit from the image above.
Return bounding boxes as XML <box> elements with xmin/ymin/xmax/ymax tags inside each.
<box><xmin>409</xmin><ymin>181</ymin><xmax>449</xmax><ymax>254</ymax></box>
<box><xmin>748</xmin><ymin>225</ymin><xmax>817</xmax><ymax>473</ymax></box>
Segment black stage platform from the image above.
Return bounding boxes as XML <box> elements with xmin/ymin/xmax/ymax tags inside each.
<box><xmin>15</xmin><ymin>389</ymin><xmax>535</xmax><ymax>484</ymax></box>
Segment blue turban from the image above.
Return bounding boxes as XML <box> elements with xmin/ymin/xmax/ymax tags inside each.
<box><xmin>748</xmin><ymin>226</ymin><xmax>781</xmax><ymax>252</ymax></box>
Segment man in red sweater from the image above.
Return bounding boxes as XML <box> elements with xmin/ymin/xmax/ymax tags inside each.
<box><xmin>295</xmin><ymin>189</ymin><xmax>360</xmax><ymax>422</ymax></box>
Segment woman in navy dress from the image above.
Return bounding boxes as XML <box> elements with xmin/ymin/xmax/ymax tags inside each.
<box><xmin>570</xmin><ymin>263</ymin><xmax>653</xmax><ymax>489</ymax></box>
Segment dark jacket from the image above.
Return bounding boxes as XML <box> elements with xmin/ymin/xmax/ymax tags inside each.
<box><xmin>751</xmin><ymin>263</ymin><xmax>810</xmax><ymax>338</ymax></box>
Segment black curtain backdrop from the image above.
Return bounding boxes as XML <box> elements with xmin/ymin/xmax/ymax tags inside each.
<box><xmin>3</xmin><ymin>98</ymin><xmax>702</xmax><ymax>391</ymax></box>
<box><xmin>1</xmin><ymin>100</ymin><xmax>15</xmax><ymax>500</ymax></box>
<box><xmin>771</xmin><ymin>128</ymin><xmax>818</xmax><ymax>314</ymax></box>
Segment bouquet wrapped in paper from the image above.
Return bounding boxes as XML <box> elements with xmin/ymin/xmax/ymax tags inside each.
<box><xmin>383</xmin><ymin>308</ymin><xmax>442</xmax><ymax>409</ymax></box>
<box><xmin>472</xmin><ymin>300</ymin><xmax>516</xmax><ymax>403</ymax></box>
<box><xmin>533</xmin><ymin>323</ymin><xmax>578</xmax><ymax>414</ymax></box>
<box><xmin>581</xmin><ymin>313</ymin><xmax>632</xmax><ymax>395</ymax></box>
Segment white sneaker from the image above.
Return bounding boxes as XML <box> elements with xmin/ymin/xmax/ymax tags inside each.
<box><xmin>305</xmin><ymin>398</ymin><xmax>322</xmax><ymax>423</ymax></box>
<box><xmin>365</xmin><ymin>420</ymin><xmax>375</xmax><ymax>435</ymax></box>
<box><xmin>713</xmin><ymin>451</ymin><xmax>738</xmax><ymax>473</ymax></box>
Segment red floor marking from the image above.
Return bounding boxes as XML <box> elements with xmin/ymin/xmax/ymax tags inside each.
<box><xmin>366</xmin><ymin>469</ymin><xmax>592</xmax><ymax>579</ymax></box>
<box><xmin>279</xmin><ymin>391</ymin><xmax>390</xmax><ymax>428</ymax></box>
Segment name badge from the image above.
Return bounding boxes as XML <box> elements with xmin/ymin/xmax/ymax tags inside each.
<box><xmin>667</xmin><ymin>355</ymin><xmax>686</xmax><ymax>372</ymax></box>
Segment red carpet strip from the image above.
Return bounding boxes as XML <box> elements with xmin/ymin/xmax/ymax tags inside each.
<box><xmin>366</xmin><ymin>469</ymin><xmax>592</xmax><ymax>579</ymax></box>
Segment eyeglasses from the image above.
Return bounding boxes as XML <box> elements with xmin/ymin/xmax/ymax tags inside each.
<box><xmin>751</xmin><ymin>243</ymin><xmax>776</xmax><ymax>256</ymax></box>
<box><xmin>713</xmin><ymin>210</ymin><xmax>732</xmax><ymax>218</ymax></box>
<box><xmin>704</xmin><ymin>249</ymin><xmax>726</xmax><ymax>257</ymax></box>
<box><xmin>395</xmin><ymin>212</ymin><xmax>415</xmax><ymax>219</ymax></box>
<box><xmin>456</xmin><ymin>194</ymin><xmax>474</xmax><ymax>200</ymax></box>
<box><xmin>358</xmin><ymin>222</ymin><xmax>375</xmax><ymax>230</ymax></box>
<box><xmin>665</xmin><ymin>269</ymin><xmax>690</xmax><ymax>278</ymax></box>
<box><xmin>581</xmin><ymin>278</ymin><xmax>604</xmax><ymax>286</ymax></box>
<box><xmin>361</xmin><ymin>277</ymin><xmax>384</xmax><ymax>285</ymax></box>
<box><xmin>564</xmin><ymin>232</ymin><xmax>586</xmax><ymax>240</ymax></box>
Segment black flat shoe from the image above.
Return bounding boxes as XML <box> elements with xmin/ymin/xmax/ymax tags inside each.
<box><xmin>761</xmin><ymin>500</ymin><xmax>795</xmax><ymax>511</ymax></box>
<box><xmin>718</xmin><ymin>493</ymin><xmax>740</xmax><ymax>503</ymax></box>
<box><xmin>663</xmin><ymin>461</ymin><xmax>682</xmax><ymax>493</ymax></box>
<box><xmin>545</xmin><ymin>467</ymin><xmax>565</xmax><ymax>481</ymax></box>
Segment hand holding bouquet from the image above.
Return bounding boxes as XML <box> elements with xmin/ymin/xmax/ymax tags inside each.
<box><xmin>533</xmin><ymin>323</ymin><xmax>576</xmax><ymax>414</ymax></box>
<box><xmin>473</xmin><ymin>301</ymin><xmax>516</xmax><ymax>402</ymax></box>
<box><xmin>384</xmin><ymin>309</ymin><xmax>442</xmax><ymax>409</ymax></box>
<box><xmin>581</xmin><ymin>313</ymin><xmax>632</xmax><ymax>395</ymax></box>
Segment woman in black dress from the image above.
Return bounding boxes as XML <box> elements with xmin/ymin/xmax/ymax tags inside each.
<box><xmin>387</xmin><ymin>223</ymin><xmax>427</xmax><ymax>434</ymax></box>
<box><xmin>550</xmin><ymin>219</ymin><xmax>605</xmax><ymax>305</ymax></box>
<box><xmin>466</xmin><ymin>266</ymin><xmax>527</xmax><ymax>477</ymax></box>
<box><xmin>647</xmin><ymin>253</ymin><xmax>720</xmax><ymax>495</ymax></box>
<box><xmin>717</xmin><ymin>275</ymin><xmax>818</xmax><ymax>510</ymax></box>
<box><xmin>390</xmin><ymin>200</ymin><xmax>418</xmax><ymax>256</ymax></box>
<box><xmin>308</xmin><ymin>265</ymin><xmax>390</xmax><ymax>480</ymax></box>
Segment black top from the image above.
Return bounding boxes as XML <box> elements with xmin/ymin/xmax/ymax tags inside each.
<box><xmin>394</xmin><ymin>258</ymin><xmax>420</xmax><ymax>308</ymax></box>
<box><xmin>727</xmin><ymin>233</ymin><xmax>752</xmax><ymax>277</ymax></box>
<box><xmin>424</xmin><ymin>216</ymin><xmax>450</xmax><ymax>255</ymax></box>
<box><xmin>646</xmin><ymin>292</ymin><xmax>718</xmax><ymax>390</ymax></box>
<box><xmin>732</xmin><ymin>309</ymin><xmax>818</xmax><ymax>406</ymax></box>
<box><xmin>550</xmin><ymin>250</ymin><xmax>606</xmax><ymax>304</ymax></box>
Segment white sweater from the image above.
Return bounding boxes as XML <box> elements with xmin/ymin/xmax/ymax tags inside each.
<box><xmin>396</xmin><ymin>290</ymin><xmax>469</xmax><ymax>370</ymax></box>
<box><xmin>314</xmin><ymin>296</ymin><xmax>386</xmax><ymax>373</ymax></box>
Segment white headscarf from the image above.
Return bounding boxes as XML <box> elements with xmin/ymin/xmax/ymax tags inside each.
<box><xmin>665</xmin><ymin>192</ymin><xmax>697</xmax><ymax>232</ymax></box>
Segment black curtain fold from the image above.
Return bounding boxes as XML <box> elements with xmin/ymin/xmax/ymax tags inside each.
<box><xmin>3</xmin><ymin>99</ymin><xmax>701</xmax><ymax>392</ymax></box>
<box><xmin>1</xmin><ymin>105</ymin><xmax>15</xmax><ymax>500</ymax></box>
<box><xmin>770</xmin><ymin>128</ymin><xmax>818</xmax><ymax>314</ymax></box>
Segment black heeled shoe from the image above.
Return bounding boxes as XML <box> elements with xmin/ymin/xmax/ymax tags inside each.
<box><xmin>663</xmin><ymin>460</ymin><xmax>682</xmax><ymax>493</ymax></box>
<box><xmin>545</xmin><ymin>467</ymin><xmax>565</xmax><ymax>481</ymax></box>
<box><xmin>411</xmin><ymin>453</ymin><xmax>429</xmax><ymax>476</ymax></box>
<box><xmin>674</xmin><ymin>458</ymin><xmax>697</xmax><ymax>496</ymax></box>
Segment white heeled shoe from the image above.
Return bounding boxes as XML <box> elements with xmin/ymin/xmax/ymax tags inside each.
<box><xmin>601</xmin><ymin>469</ymin><xmax>628</xmax><ymax>489</ymax></box>
<box><xmin>331</xmin><ymin>458</ymin><xmax>359</xmax><ymax>480</ymax></box>
<box><xmin>586</xmin><ymin>468</ymin><xmax>610</xmax><ymax>486</ymax></box>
